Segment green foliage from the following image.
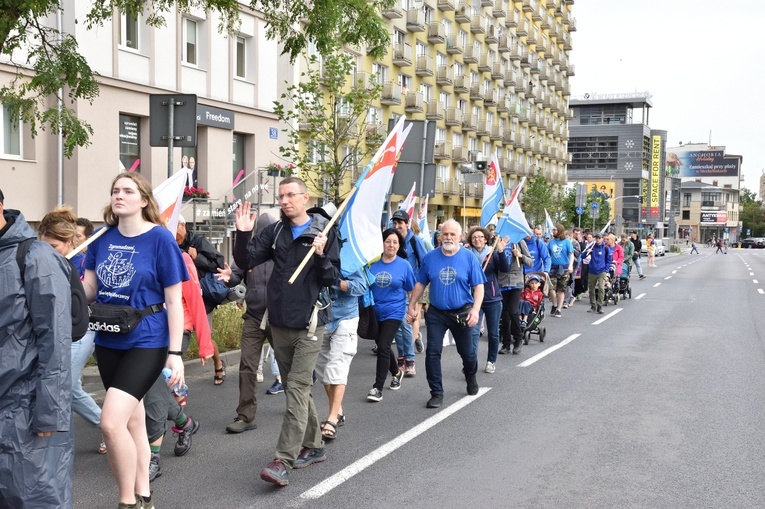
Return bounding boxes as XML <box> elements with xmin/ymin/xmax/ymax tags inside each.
<box><xmin>740</xmin><ymin>187</ymin><xmax>765</xmax><ymax>237</ymax></box>
<box><xmin>274</xmin><ymin>51</ymin><xmax>382</xmax><ymax>205</ymax></box>
<box><xmin>519</xmin><ymin>173</ymin><xmax>554</xmax><ymax>228</ymax></box>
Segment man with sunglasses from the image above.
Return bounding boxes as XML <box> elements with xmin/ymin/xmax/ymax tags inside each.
<box><xmin>234</xmin><ymin>177</ymin><xmax>340</xmax><ymax>487</ymax></box>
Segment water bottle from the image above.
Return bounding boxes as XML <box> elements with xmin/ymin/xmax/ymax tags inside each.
<box><xmin>161</xmin><ymin>367</ymin><xmax>188</xmax><ymax>397</ymax></box>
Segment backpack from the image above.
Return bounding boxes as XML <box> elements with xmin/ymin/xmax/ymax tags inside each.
<box><xmin>199</xmin><ymin>270</ymin><xmax>230</xmax><ymax>306</ymax></box>
<box><xmin>16</xmin><ymin>238</ymin><xmax>88</xmax><ymax>341</ymax></box>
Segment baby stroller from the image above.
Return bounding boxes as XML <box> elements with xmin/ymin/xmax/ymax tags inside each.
<box><xmin>522</xmin><ymin>272</ymin><xmax>547</xmax><ymax>345</ymax></box>
<box><xmin>602</xmin><ymin>265</ymin><xmax>619</xmax><ymax>306</ymax></box>
<box><xmin>618</xmin><ymin>261</ymin><xmax>632</xmax><ymax>299</ymax></box>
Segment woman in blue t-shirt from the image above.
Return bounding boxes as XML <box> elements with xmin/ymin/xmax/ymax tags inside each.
<box><xmin>366</xmin><ymin>229</ymin><xmax>416</xmax><ymax>402</ymax></box>
<box><xmin>82</xmin><ymin>172</ymin><xmax>187</xmax><ymax>508</ymax></box>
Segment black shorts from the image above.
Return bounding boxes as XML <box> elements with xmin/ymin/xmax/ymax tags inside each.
<box><xmin>95</xmin><ymin>345</ymin><xmax>168</xmax><ymax>401</ymax></box>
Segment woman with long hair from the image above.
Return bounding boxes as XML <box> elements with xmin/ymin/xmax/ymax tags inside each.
<box><xmin>81</xmin><ymin>172</ymin><xmax>187</xmax><ymax>509</ymax></box>
<box><xmin>38</xmin><ymin>206</ymin><xmax>107</xmax><ymax>455</ymax></box>
<box><xmin>366</xmin><ymin>229</ymin><xmax>416</xmax><ymax>403</ymax></box>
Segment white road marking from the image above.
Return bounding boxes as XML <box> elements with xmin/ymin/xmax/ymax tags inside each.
<box><xmin>592</xmin><ymin>307</ymin><xmax>622</xmax><ymax>325</ymax></box>
<box><xmin>635</xmin><ymin>293</ymin><xmax>646</xmax><ymax>300</ymax></box>
<box><xmin>672</xmin><ymin>270</ymin><xmax>677</xmax><ymax>274</ymax></box>
<box><xmin>653</xmin><ymin>283</ymin><xmax>661</xmax><ymax>287</ymax></box>
<box><xmin>664</xmin><ymin>276</ymin><xmax>672</xmax><ymax>280</ymax></box>
<box><xmin>754</xmin><ymin>280</ymin><xmax>759</xmax><ymax>284</ymax></box>
<box><xmin>759</xmin><ymin>289</ymin><xmax>764</xmax><ymax>295</ymax></box>
<box><xmin>517</xmin><ymin>334</ymin><xmax>581</xmax><ymax>368</ymax></box>
<box><xmin>750</xmin><ymin>272</ymin><xmax>754</xmax><ymax>276</ymax></box>
<box><xmin>292</xmin><ymin>388</ymin><xmax>492</xmax><ymax>503</ymax></box>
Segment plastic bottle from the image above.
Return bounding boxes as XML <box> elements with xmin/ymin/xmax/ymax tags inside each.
<box><xmin>161</xmin><ymin>367</ymin><xmax>189</xmax><ymax>397</ymax></box>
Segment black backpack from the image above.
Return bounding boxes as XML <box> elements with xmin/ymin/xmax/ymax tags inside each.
<box><xmin>16</xmin><ymin>238</ymin><xmax>88</xmax><ymax>341</ymax></box>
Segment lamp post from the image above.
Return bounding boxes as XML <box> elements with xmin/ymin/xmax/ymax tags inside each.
<box><xmin>610</xmin><ymin>195</ymin><xmax>641</xmax><ymax>235</ymax></box>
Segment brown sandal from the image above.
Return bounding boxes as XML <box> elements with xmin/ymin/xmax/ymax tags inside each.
<box><xmin>320</xmin><ymin>420</ymin><xmax>337</xmax><ymax>440</ymax></box>
<box><xmin>214</xmin><ymin>362</ymin><xmax>226</xmax><ymax>385</ymax></box>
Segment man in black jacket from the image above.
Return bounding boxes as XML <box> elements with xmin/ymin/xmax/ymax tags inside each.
<box><xmin>629</xmin><ymin>231</ymin><xmax>646</xmax><ymax>280</ymax></box>
<box><xmin>234</xmin><ymin>177</ymin><xmax>340</xmax><ymax>487</ymax></box>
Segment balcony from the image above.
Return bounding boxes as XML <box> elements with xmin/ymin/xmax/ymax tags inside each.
<box><xmin>493</xmin><ymin>0</ymin><xmax>507</xmax><ymax>18</ymax></box>
<box><xmin>463</xmin><ymin>45</ymin><xmax>479</xmax><ymax>63</ymax></box>
<box><xmin>498</xmin><ymin>35</ymin><xmax>511</xmax><ymax>53</ymax></box>
<box><xmin>500</xmin><ymin>158</ymin><xmax>515</xmax><ymax>174</ymax></box>
<box><xmin>477</xmin><ymin>119</ymin><xmax>490</xmax><ymax>137</ymax></box>
<box><xmin>469</xmin><ymin>83</ymin><xmax>484</xmax><ymax>101</ymax></box>
<box><xmin>352</xmin><ymin>71</ymin><xmax>371</xmax><ymax>89</ymax></box>
<box><xmin>520</xmin><ymin>52</ymin><xmax>532</xmax><ymax>68</ymax></box>
<box><xmin>453</xmin><ymin>145</ymin><xmax>469</xmax><ymax>162</ymax></box>
<box><xmin>508</xmin><ymin>44</ymin><xmax>521</xmax><ymax>60</ymax></box>
<box><xmin>509</xmin><ymin>102</ymin><xmax>521</xmax><ymax>119</ymax></box>
<box><xmin>405</xmin><ymin>91</ymin><xmax>424</xmax><ymax>113</ymax></box>
<box><xmin>531</xmin><ymin>4</ymin><xmax>543</xmax><ymax>21</ymax></box>
<box><xmin>380</xmin><ymin>83</ymin><xmax>402</xmax><ymax>105</ymax></box>
<box><xmin>416</xmin><ymin>54</ymin><xmax>434</xmax><ymax>77</ymax></box>
<box><xmin>541</xmin><ymin>13</ymin><xmax>553</xmax><ymax>29</ymax></box>
<box><xmin>455</xmin><ymin>3</ymin><xmax>471</xmax><ymax>23</ymax></box>
<box><xmin>484</xmin><ymin>88</ymin><xmax>498</xmax><ymax>105</ymax></box>
<box><xmin>392</xmin><ymin>43</ymin><xmax>412</xmax><ymax>67</ymax></box>
<box><xmin>365</xmin><ymin>122</ymin><xmax>384</xmax><ymax>138</ymax></box>
<box><xmin>436</xmin><ymin>65</ymin><xmax>453</xmax><ymax>85</ymax></box>
<box><xmin>453</xmin><ymin>74</ymin><xmax>469</xmax><ymax>93</ymax></box>
<box><xmin>506</xmin><ymin>9</ymin><xmax>520</xmax><ymax>28</ymax></box>
<box><xmin>502</xmin><ymin>129</ymin><xmax>514</xmax><ymax>144</ymax></box>
<box><xmin>406</xmin><ymin>9</ymin><xmax>426</xmax><ymax>32</ymax></box>
<box><xmin>522</xmin><ymin>0</ymin><xmax>535</xmax><ymax>12</ymax></box>
<box><xmin>445</xmin><ymin>108</ymin><xmax>462</xmax><ymax>126</ymax></box>
<box><xmin>527</xmin><ymin>110</ymin><xmax>538</xmax><ymax>126</ymax></box>
<box><xmin>426</xmin><ymin>101</ymin><xmax>444</xmax><ymax>120</ymax></box>
<box><xmin>462</xmin><ymin>113</ymin><xmax>477</xmax><ymax>131</ymax></box>
<box><xmin>434</xmin><ymin>141</ymin><xmax>452</xmax><ymax>160</ymax></box>
<box><xmin>485</xmin><ymin>25</ymin><xmax>499</xmax><ymax>44</ymax></box>
<box><xmin>490</xmin><ymin>124</ymin><xmax>502</xmax><ymax>141</ymax></box>
<box><xmin>503</xmin><ymin>70</ymin><xmax>516</xmax><ymax>87</ymax></box>
<box><xmin>496</xmin><ymin>97</ymin><xmax>510</xmax><ymax>112</ymax></box>
<box><xmin>569</xmin><ymin>17</ymin><xmax>577</xmax><ymax>31</ymax></box>
<box><xmin>446</xmin><ymin>35</ymin><xmax>465</xmax><ymax>54</ymax></box>
<box><xmin>427</xmin><ymin>22</ymin><xmax>446</xmax><ymax>44</ymax></box>
<box><xmin>382</xmin><ymin>0</ymin><xmax>404</xmax><ymax>19</ymax></box>
<box><xmin>567</xmin><ymin>63</ymin><xmax>576</xmax><ymax>76</ymax></box>
<box><xmin>491</xmin><ymin>62</ymin><xmax>504</xmax><ymax>80</ymax></box>
<box><xmin>470</xmin><ymin>15</ymin><xmax>486</xmax><ymax>34</ymax></box>
<box><xmin>437</xmin><ymin>0</ymin><xmax>455</xmax><ymax>11</ymax></box>
<box><xmin>478</xmin><ymin>53</ymin><xmax>492</xmax><ymax>72</ymax></box>
<box><xmin>516</xmin><ymin>20</ymin><xmax>529</xmax><ymax>37</ymax></box>
<box><xmin>538</xmin><ymin>62</ymin><xmax>548</xmax><ymax>80</ymax></box>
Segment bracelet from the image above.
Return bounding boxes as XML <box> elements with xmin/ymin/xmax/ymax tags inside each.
<box><xmin>168</xmin><ymin>351</ymin><xmax>183</xmax><ymax>356</ymax></box>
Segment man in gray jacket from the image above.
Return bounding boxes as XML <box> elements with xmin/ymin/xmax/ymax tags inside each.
<box><xmin>0</xmin><ymin>189</ymin><xmax>74</xmax><ymax>508</ymax></box>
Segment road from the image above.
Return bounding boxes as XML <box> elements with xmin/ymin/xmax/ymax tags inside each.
<box><xmin>73</xmin><ymin>246</ymin><xmax>765</xmax><ymax>508</ymax></box>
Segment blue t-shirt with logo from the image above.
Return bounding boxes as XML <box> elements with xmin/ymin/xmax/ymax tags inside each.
<box><xmin>85</xmin><ymin>225</ymin><xmax>188</xmax><ymax>349</ymax></box>
<box><xmin>548</xmin><ymin>237</ymin><xmax>574</xmax><ymax>268</ymax></box>
<box><xmin>417</xmin><ymin>247</ymin><xmax>487</xmax><ymax>311</ymax></box>
<box><xmin>369</xmin><ymin>256</ymin><xmax>415</xmax><ymax>322</ymax></box>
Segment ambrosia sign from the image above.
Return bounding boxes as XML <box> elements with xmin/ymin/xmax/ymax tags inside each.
<box><xmin>666</xmin><ymin>148</ymin><xmax>739</xmax><ymax>177</ymax></box>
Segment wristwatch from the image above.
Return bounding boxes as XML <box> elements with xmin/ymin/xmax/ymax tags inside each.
<box><xmin>168</xmin><ymin>351</ymin><xmax>183</xmax><ymax>356</ymax></box>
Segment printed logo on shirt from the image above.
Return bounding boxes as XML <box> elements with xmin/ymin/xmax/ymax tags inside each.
<box><xmin>374</xmin><ymin>271</ymin><xmax>393</xmax><ymax>288</ymax></box>
<box><xmin>96</xmin><ymin>246</ymin><xmax>138</xmax><ymax>289</ymax></box>
<box><xmin>438</xmin><ymin>266</ymin><xmax>458</xmax><ymax>285</ymax></box>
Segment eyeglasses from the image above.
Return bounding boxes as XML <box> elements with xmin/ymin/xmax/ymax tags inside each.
<box><xmin>277</xmin><ymin>192</ymin><xmax>306</xmax><ymax>201</ymax></box>
<box><xmin>472</xmin><ymin>235</ymin><xmax>485</xmax><ymax>240</ymax></box>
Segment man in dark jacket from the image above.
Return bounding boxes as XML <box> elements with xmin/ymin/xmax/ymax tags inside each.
<box><xmin>630</xmin><ymin>231</ymin><xmax>646</xmax><ymax>279</ymax></box>
<box><xmin>583</xmin><ymin>232</ymin><xmax>612</xmax><ymax>314</ymax></box>
<box><xmin>234</xmin><ymin>177</ymin><xmax>340</xmax><ymax>486</ymax></box>
<box><xmin>0</xmin><ymin>189</ymin><xmax>74</xmax><ymax>508</ymax></box>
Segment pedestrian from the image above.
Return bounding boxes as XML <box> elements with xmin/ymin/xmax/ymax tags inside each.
<box><xmin>81</xmin><ymin>172</ymin><xmax>188</xmax><ymax>509</ymax></box>
<box><xmin>629</xmin><ymin>232</ymin><xmax>646</xmax><ymax>279</ymax></box>
<box><xmin>620</xmin><ymin>233</ymin><xmax>635</xmax><ymax>276</ymax></box>
<box><xmin>233</xmin><ymin>177</ymin><xmax>340</xmax><ymax>487</ymax></box>
<box><xmin>564</xmin><ymin>228</ymin><xmax>582</xmax><ymax>308</ymax></box>
<box><xmin>315</xmin><ymin>267</ymin><xmax>367</xmax><ymax>436</ymax></box>
<box><xmin>0</xmin><ymin>188</ymin><xmax>75</xmax><ymax>509</ymax></box>
<box><xmin>75</xmin><ymin>216</ymin><xmax>94</xmax><ymax>251</ymax></box>
<box><xmin>607</xmin><ymin>233</ymin><xmax>624</xmax><ymax>277</ymax></box>
<box><xmin>391</xmin><ymin>209</ymin><xmax>430</xmax><ymax>375</ymax></box>
<box><xmin>690</xmin><ymin>239</ymin><xmax>699</xmax><ymax>254</ymax></box>
<box><xmin>546</xmin><ymin>223</ymin><xmax>575</xmax><ymax>317</ymax></box>
<box><xmin>498</xmin><ymin>237</ymin><xmax>533</xmax><ymax>355</ymax></box>
<box><xmin>37</xmin><ymin>206</ymin><xmax>106</xmax><ymax>455</ymax></box>
<box><xmin>576</xmin><ymin>231</ymin><xmax>594</xmax><ymax>297</ymax></box>
<box><xmin>176</xmin><ymin>215</ymin><xmax>227</xmax><ymax>385</ymax></box>
<box><xmin>406</xmin><ymin>220</ymin><xmax>487</xmax><ymax>409</ymax></box>
<box><xmin>219</xmin><ymin>209</ymin><xmax>280</xmax><ymax>434</ymax></box>
<box><xmin>646</xmin><ymin>233</ymin><xmax>657</xmax><ymax>266</ymax></box>
<box><xmin>466</xmin><ymin>226</ymin><xmax>509</xmax><ymax>373</ymax></box>
<box><xmin>582</xmin><ymin>232</ymin><xmax>612</xmax><ymax>314</ymax></box>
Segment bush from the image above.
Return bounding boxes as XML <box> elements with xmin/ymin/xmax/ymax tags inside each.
<box><xmin>184</xmin><ymin>302</ymin><xmax>244</xmax><ymax>360</ymax></box>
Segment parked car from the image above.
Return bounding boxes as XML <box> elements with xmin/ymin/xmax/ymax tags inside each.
<box><xmin>641</xmin><ymin>239</ymin><xmax>666</xmax><ymax>256</ymax></box>
<box><xmin>741</xmin><ymin>238</ymin><xmax>765</xmax><ymax>249</ymax></box>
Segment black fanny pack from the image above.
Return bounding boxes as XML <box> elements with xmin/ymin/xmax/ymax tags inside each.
<box><xmin>88</xmin><ymin>303</ymin><xmax>164</xmax><ymax>334</ymax></box>
<box><xmin>447</xmin><ymin>304</ymin><xmax>473</xmax><ymax>327</ymax></box>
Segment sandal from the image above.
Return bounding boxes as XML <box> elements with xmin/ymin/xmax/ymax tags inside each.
<box><xmin>336</xmin><ymin>414</ymin><xmax>346</xmax><ymax>427</ymax></box>
<box><xmin>97</xmin><ymin>440</ymin><xmax>107</xmax><ymax>455</ymax></box>
<box><xmin>320</xmin><ymin>420</ymin><xmax>337</xmax><ymax>440</ymax></box>
<box><xmin>214</xmin><ymin>361</ymin><xmax>226</xmax><ymax>386</ymax></box>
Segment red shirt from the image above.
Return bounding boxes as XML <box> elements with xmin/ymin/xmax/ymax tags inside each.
<box><xmin>521</xmin><ymin>287</ymin><xmax>544</xmax><ymax>309</ymax></box>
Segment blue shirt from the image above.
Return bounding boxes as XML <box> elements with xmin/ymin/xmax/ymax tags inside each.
<box><xmin>71</xmin><ymin>251</ymin><xmax>86</xmax><ymax>278</ymax></box>
<box><xmin>291</xmin><ymin>218</ymin><xmax>312</xmax><ymax>240</ymax></box>
<box><xmin>370</xmin><ymin>256</ymin><xmax>415</xmax><ymax>322</ymax></box>
<box><xmin>417</xmin><ymin>247</ymin><xmax>487</xmax><ymax>311</ymax></box>
<box><xmin>403</xmin><ymin>229</ymin><xmax>429</xmax><ymax>274</ymax></box>
<box><xmin>548</xmin><ymin>238</ymin><xmax>574</xmax><ymax>268</ymax></box>
<box><xmin>325</xmin><ymin>268</ymin><xmax>368</xmax><ymax>332</ymax></box>
<box><xmin>85</xmin><ymin>225</ymin><xmax>188</xmax><ymax>349</ymax></box>
<box><xmin>524</xmin><ymin>236</ymin><xmax>551</xmax><ymax>274</ymax></box>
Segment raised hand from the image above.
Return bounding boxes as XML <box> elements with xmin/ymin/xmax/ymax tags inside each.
<box><xmin>235</xmin><ymin>202</ymin><xmax>257</xmax><ymax>232</ymax></box>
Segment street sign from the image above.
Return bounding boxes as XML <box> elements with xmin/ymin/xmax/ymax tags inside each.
<box><xmin>576</xmin><ymin>206</ymin><xmax>584</xmax><ymax>215</ymax></box>
<box><xmin>589</xmin><ymin>201</ymin><xmax>599</xmax><ymax>219</ymax></box>
<box><xmin>149</xmin><ymin>94</ymin><xmax>197</xmax><ymax>147</ymax></box>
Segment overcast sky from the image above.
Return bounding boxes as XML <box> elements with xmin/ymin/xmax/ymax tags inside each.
<box><xmin>570</xmin><ymin>0</ymin><xmax>765</xmax><ymax>196</ymax></box>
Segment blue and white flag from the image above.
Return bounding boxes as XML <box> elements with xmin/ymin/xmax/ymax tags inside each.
<box><xmin>495</xmin><ymin>178</ymin><xmax>533</xmax><ymax>245</ymax></box>
<box><xmin>480</xmin><ymin>154</ymin><xmax>504</xmax><ymax>227</ymax></box>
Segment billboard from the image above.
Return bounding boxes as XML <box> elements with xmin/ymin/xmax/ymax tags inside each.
<box><xmin>700</xmin><ymin>211</ymin><xmax>728</xmax><ymax>224</ymax></box>
<box><xmin>650</xmin><ymin>135</ymin><xmax>661</xmax><ymax>217</ymax></box>
<box><xmin>582</xmin><ymin>181</ymin><xmax>615</xmax><ymax>220</ymax></box>
<box><xmin>666</xmin><ymin>148</ymin><xmax>740</xmax><ymax>177</ymax></box>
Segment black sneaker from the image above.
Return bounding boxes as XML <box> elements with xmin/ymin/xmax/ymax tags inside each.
<box><xmin>260</xmin><ymin>459</ymin><xmax>289</xmax><ymax>486</ymax></box>
<box><xmin>367</xmin><ymin>388</ymin><xmax>383</xmax><ymax>402</ymax></box>
<box><xmin>390</xmin><ymin>370</ymin><xmax>404</xmax><ymax>390</ymax></box>
<box><xmin>415</xmin><ymin>332</ymin><xmax>424</xmax><ymax>353</ymax></box>
<box><xmin>148</xmin><ymin>452</ymin><xmax>161</xmax><ymax>482</ymax></box>
<box><xmin>293</xmin><ymin>447</ymin><xmax>327</xmax><ymax>469</ymax></box>
<box><xmin>550</xmin><ymin>305</ymin><xmax>557</xmax><ymax>315</ymax></box>
<box><xmin>499</xmin><ymin>345</ymin><xmax>512</xmax><ymax>355</ymax></box>
<box><xmin>426</xmin><ymin>395</ymin><xmax>443</xmax><ymax>408</ymax></box>
<box><xmin>466</xmin><ymin>374</ymin><xmax>479</xmax><ymax>396</ymax></box>
<box><xmin>512</xmin><ymin>345</ymin><xmax>521</xmax><ymax>354</ymax></box>
<box><xmin>173</xmin><ymin>417</ymin><xmax>199</xmax><ymax>457</ymax></box>
<box><xmin>639</xmin><ymin>275</ymin><xmax>646</xmax><ymax>280</ymax></box>
<box><xmin>552</xmin><ymin>310</ymin><xmax>562</xmax><ymax>318</ymax></box>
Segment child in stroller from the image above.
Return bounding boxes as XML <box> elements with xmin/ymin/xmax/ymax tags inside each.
<box><xmin>519</xmin><ymin>272</ymin><xmax>547</xmax><ymax>344</ymax></box>
<box><xmin>618</xmin><ymin>261</ymin><xmax>631</xmax><ymax>299</ymax></box>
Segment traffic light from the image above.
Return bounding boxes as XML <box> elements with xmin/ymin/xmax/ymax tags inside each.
<box><xmin>639</xmin><ymin>196</ymin><xmax>644</xmax><ymax>204</ymax></box>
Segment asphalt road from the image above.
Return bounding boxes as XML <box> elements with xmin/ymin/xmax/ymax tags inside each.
<box><xmin>73</xmin><ymin>246</ymin><xmax>765</xmax><ymax>509</ymax></box>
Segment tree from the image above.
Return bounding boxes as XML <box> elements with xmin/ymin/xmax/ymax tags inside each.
<box><xmin>272</xmin><ymin>51</ymin><xmax>383</xmax><ymax>205</ymax></box>
<box><xmin>740</xmin><ymin>187</ymin><xmax>765</xmax><ymax>237</ymax></box>
<box><xmin>0</xmin><ymin>0</ymin><xmax>392</xmax><ymax>157</ymax></box>
<box><xmin>519</xmin><ymin>173</ymin><xmax>554</xmax><ymax>228</ymax></box>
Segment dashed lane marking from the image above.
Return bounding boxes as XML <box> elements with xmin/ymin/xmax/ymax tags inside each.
<box><xmin>759</xmin><ymin>289</ymin><xmax>764</xmax><ymax>295</ymax></box>
<box><xmin>517</xmin><ymin>334</ymin><xmax>581</xmax><ymax>368</ymax></box>
<box><xmin>635</xmin><ymin>293</ymin><xmax>646</xmax><ymax>300</ymax></box>
<box><xmin>653</xmin><ymin>283</ymin><xmax>661</xmax><ymax>287</ymax></box>
<box><xmin>664</xmin><ymin>276</ymin><xmax>672</xmax><ymax>280</ymax></box>
<box><xmin>592</xmin><ymin>307</ymin><xmax>623</xmax><ymax>325</ymax></box>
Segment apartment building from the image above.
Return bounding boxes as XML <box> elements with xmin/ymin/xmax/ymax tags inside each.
<box><xmin>309</xmin><ymin>0</ymin><xmax>575</xmax><ymax>227</ymax></box>
<box><xmin>0</xmin><ymin>2</ymin><xmax>288</xmax><ymax>222</ymax></box>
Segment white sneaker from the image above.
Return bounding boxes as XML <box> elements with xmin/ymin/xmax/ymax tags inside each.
<box><xmin>484</xmin><ymin>361</ymin><xmax>496</xmax><ymax>374</ymax></box>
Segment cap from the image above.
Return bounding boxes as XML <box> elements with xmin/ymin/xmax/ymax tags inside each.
<box><xmin>594</xmin><ymin>232</ymin><xmax>602</xmax><ymax>238</ymax></box>
<box><xmin>543</xmin><ymin>233</ymin><xmax>551</xmax><ymax>240</ymax></box>
<box><xmin>528</xmin><ymin>274</ymin><xmax>542</xmax><ymax>282</ymax></box>
<box><xmin>392</xmin><ymin>210</ymin><xmax>410</xmax><ymax>222</ymax></box>
<box><xmin>178</xmin><ymin>214</ymin><xmax>186</xmax><ymax>224</ymax></box>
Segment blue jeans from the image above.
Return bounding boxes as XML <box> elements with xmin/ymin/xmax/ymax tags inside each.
<box><xmin>71</xmin><ymin>330</ymin><xmax>101</xmax><ymax>427</ymax></box>
<box><xmin>394</xmin><ymin>320</ymin><xmax>415</xmax><ymax>361</ymax></box>
<box><xmin>475</xmin><ymin>300</ymin><xmax>502</xmax><ymax>363</ymax></box>
<box><xmin>425</xmin><ymin>307</ymin><xmax>478</xmax><ymax>397</ymax></box>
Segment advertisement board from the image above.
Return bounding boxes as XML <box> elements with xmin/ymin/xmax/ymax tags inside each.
<box><xmin>666</xmin><ymin>148</ymin><xmax>739</xmax><ymax>177</ymax></box>
<box><xmin>650</xmin><ymin>135</ymin><xmax>661</xmax><ymax>217</ymax></box>
<box><xmin>700</xmin><ymin>211</ymin><xmax>728</xmax><ymax>224</ymax></box>
<box><xmin>582</xmin><ymin>181</ymin><xmax>615</xmax><ymax>220</ymax></box>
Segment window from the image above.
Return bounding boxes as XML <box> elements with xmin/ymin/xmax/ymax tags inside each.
<box><xmin>436</xmin><ymin>127</ymin><xmax>446</xmax><ymax>143</ymax></box>
<box><xmin>120</xmin><ymin>13</ymin><xmax>139</xmax><ymax>50</ymax></box>
<box><xmin>118</xmin><ymin>114</ymin><xmax>140</xmax><ymax>172</ymax></box>
<box><xmin>368</xmin><ymin>106</ymin><xmax>382</xmax><ymax>125</ymax></box>
<box><xmin>439</xmin><ymin>91</ymin><xmax>449</xmax><ymax>109</ymax></box>
<box><xmin>683</xmin><ymin>193</ymin><xmax>691</xmax><ymax>207</ymax></box>
<box><xmin>184</xmin><ymin>19</ymin><xmax>197</xmax><ymax>65</ymax></box>
<box><xmin>438</xmin><ymin>164</ymin><xmax>449</xmax><ymax>181</ymax></box>
<box><xmin>1</xmin><ymin>104</ymin><xmax>21</xmax><ymax>157</ymax></box>
<box><xmin>682</xmin><ymin>210</ymin><xmax>690</xmax><ymax>220</ymax></box>
<box><xmin>420</xmin><ymin>84</ymin><xmax>432</xmax><ymax>103</ymax></box>
<box><xmin>372</xmin><ymin>63</ymin><xmax>388</xmax><ymax>84</ymax></box>
<box><xmin>235</xmin><ymin>36</ymin><xmax>246</xmax><ymax>79</ymax></box>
